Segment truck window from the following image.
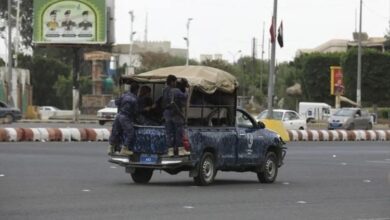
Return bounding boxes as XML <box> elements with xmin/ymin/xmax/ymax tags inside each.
<box><xmin>188</xmin><ymin>89</ymin><xmax>235</xmax><ymax>127</ymax></box>
<box><xmin>236</xmin><ymin>111</ymin><xmax>254</xmax><ymax>128</ymax></box>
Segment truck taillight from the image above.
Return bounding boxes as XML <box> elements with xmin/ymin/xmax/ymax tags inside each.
<box><xmin>183</xmin><ymin>135</ymin><xmax>191</xmax><ymax>151</ymax></box>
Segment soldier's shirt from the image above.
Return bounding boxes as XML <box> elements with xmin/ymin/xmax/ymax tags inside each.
<box><xmin>46</xmin><ymin>21</ymin><xmax>58</xmax><ymax>30</ymax></box>
<box><xmin>79</xmin><ymin>21</ymin><xmax>92</xmax><ymax>30</ymax></box>
<box><xmin>61</xmin><ymin>21</ymin><xmax>76</xmax><ymax>31</ymax></box>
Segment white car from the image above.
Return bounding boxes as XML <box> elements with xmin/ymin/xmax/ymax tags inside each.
<box><xmin>256</xmin><ymin>109</ymin><xmax>307</xmax><ymax>130</ymax></box>
<box><xmin>97</xmin><ymin>100</ymin><xmax>117</xmax><ymax>125</ymax></box>
<box><xmin>39</xmin><ymin>106</ymin><xmax>78</xmax><ymax>120</ymax></box>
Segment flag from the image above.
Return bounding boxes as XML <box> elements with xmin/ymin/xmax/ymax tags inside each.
<box><xmin>277</xmin><ymin>21</ymin><xmax>284</xmax><ymax>48</ymax></box>
<box><xmin>269</xmin><ymin>17</ymin><xmax>275</xmax><ymax>44</ymax></box>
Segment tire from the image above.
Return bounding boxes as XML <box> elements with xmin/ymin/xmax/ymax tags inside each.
<box><xmin>193</xmin><ymin>152</ymin><xmax>216</xmax><ymax>186</ymax></box>
<box><xmin>4</xmin><ymin>114</ymin><xmax>14</xmax><ymax>124</ymax></box>
<box><xmin>131</xmin><ymin>168</ymin><xmax>153</xmax><ymax>184</ymax></box>
<box><xmin>257</xmin><ymin>152</ymin><xmax>278</xmax><ymax>184</ymax></box>
<box><xmin>98</xmin><ymin>120</ymin><xmax>105</xmax><ymax>125</ymax></box>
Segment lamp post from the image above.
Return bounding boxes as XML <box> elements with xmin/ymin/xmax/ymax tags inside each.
<box><xmin>228</xmin><ymin>50</ymin><xmax>242</xmax><ymax>64</ymax></box>
<box><xmin>267</xmin><ymin>0</ymin><xmax>278</xmax><ymax>119</ymax></box>
<box><xmin>184</xmin><ymin>18</ymin><xmax>193</xmax><ymax>66</ymax></box>
<box><xmin>357</xmin><ymin>0</ymin><xmax>363</xmax><ymax>107</ymax></box>
<box><xmin>128</xmin><ymin>11</ymin><xmax>136</xmax><ymax>75</ymax></box>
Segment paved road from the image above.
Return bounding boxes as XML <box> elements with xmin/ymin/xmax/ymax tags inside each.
<box><xmin>0</xmin><ymin>142</ymin><xmax>389</xmax><ymax>220</ymax></box>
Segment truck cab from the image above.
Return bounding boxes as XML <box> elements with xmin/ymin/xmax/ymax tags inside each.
<box><xmin>109</xmin><ymin>66</ymin><xmax>286</xmax><ymax>186</ymax></box>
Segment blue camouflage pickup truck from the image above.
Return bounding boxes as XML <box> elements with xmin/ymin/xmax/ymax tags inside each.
<box><xmin>109</xmin><ymin>66</ymin><xmax>286</xmax><ymax>186</ymax></box>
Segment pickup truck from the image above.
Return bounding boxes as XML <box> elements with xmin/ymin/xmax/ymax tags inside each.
<box><xmin>109</xmin><ymin>66</ymin><xmax>287</xmax><ymax>186</ymax></box>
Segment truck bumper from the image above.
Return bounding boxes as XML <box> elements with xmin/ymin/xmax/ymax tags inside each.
<box><xmin>109</xmin><ymin>155</ymin><xmax>192</xmax><ymax>169</ymax></box>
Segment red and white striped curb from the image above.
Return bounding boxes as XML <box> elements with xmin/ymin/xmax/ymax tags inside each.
<box><xmin>288</xmin><ymin>130</ymin><xmax>390</xmax><ymax>141</ymax></box>
<box><xmin>0</xmin><ymin>128</ymin><xmax>111</xmax><ymax>142</ymax></box>
<box><xmin>1</xmin><ymin>128</ymin><xmax>389</xmax><ymax>142</ymax></box>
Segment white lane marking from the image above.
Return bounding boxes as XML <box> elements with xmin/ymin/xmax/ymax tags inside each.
<box><xmin>110</xmin><ymin>166</ymin><xmax>117</xmax><ymax>169</ymax></box>
<box><xmin>332</xmin><ymin>155</ymin><xmax>337</xmax><ymax>158</ymax></box>
<box><xmin>282</xmin><ymin>182</ymin><xmax>290</xmax><ymax>185</ymax></box>
<box><xmin>183</xmin><ymin>206</ymin><xmax>194</xmax><ymax>209</ymax></box>
<box><xmin>341</xmin><ymin>162</ymin><xmax>347</xmax><ymax>166</ymax></box>
<box><xmin>257</xmin><ymin>188</ymin><xmax>264</xmax><ymax>191</ymax></box>
<box><xmin>0</xmin><ymin>174</ymin><xmax>4</xmax><ymax>177</ymax></box>
<box><xmin>363</xmin><ymin>179</ymin><xmax>371</xmax><ymax>183</ymax></box>
<box><xmin>82</xmin><ymin>189</ymin><xmax>91</xmax><ymax>192</ymax></box>
<box><xmin>297</xmin><ymin>201</ymin><xmax>307</xmax><ymax>204</ymax></box>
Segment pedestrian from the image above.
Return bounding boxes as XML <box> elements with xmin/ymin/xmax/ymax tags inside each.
<box><xmin>108</xmin><ymin>82</ymin><xmax>139</xmax><ymax>156</ymax></box>
<box><xmin>162</xmin><ymin>75</ymin><xmax>189</xmax><ymax>156</ymax></box>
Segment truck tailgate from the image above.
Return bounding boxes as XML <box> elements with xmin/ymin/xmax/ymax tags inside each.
<box><xmin>133</xmin><ymin>125</ymin><xmax>167</xmax><ymax>154</ymax></box>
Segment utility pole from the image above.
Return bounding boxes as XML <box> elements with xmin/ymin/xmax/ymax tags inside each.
<box><xmin>128</xmin><ymin>11</ymin><xmax>135</xmax><ymax>75</ymax></box>
<box><xmin>14</xmin><ymin>0</ymin><xmax>20</xmax><ymax>67</ymax></box>
<box><xmin>267</xmin><ymin>0</ymin><xmax>278</xmax><ymax>119</ymax></box>
<box><xmin>184</xmin><ymin>18</ymin><xmax>193</xmax><ymax>66</ymax></box>
<box><xmin>7</xmin><ymin>0</ymin><xmax>14</xmax><ymax>107</ymax></box>
<box><xmin>260</xmin><ymin>21</ymin><xmax>265</xmax><ymax>94</ymax></box>
<box><xmin>357</xmin><ymin>0</ymin><xmax>362</xmax><ymax>107</ymax></box>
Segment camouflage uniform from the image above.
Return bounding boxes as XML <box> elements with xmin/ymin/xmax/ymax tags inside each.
<box><xmin>162</xmin><ymin>86</ymin><xmax>188</xmax><ymax>155</ymax></box>
<box><xmin>109</xmin><ymin>91</ymin><xmax>138</xmax><ymax>151</ymax></box>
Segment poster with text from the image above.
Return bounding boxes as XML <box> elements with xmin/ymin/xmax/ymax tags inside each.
<box><xmin>330</xmin><ymin>66</ymin><xmax>344</xmax><ymax>95</ymax></box>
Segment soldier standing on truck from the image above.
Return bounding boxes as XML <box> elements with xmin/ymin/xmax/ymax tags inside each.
<box><xmin>108</xmin><ymin>82</ymin><xmax>139</xmax><ymax>156</ymax></box>
<box><xmin>162</xmin><ymin>75</ymin><xmax>189</xmax><ymax>156</ymax></box>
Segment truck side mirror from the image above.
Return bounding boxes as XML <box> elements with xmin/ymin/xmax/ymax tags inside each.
<box><xmin>257</xmin><ymin>121</ymin><xmax>265</xmax><ymax>129</ymax></box>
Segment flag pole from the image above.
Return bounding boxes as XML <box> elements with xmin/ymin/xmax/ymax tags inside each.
<box><xmin>266</xmin><ymin>0</ymin><xmax>278</xmax><ymax>119</ymax></box>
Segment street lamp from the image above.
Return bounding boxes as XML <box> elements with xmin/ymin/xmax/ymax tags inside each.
<box><xmin>184</xmin><ymin>18</ymin><xmax>193</xmax><ymax>66</ymax></box>
<box><xmin>128</xmin><ymin>11</ymin><xmax>136</xmax><ymax>74</ymax></box>
<box><xmin>228</xmin><ymin>50</ymin><xmax>242</xmax><ymax>64</ymax></box>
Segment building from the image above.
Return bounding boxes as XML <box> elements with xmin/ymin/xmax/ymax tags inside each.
<box><xmin>200</xmin><ymin>54</ymin><xmax>224</xmax><ymax>62</ymax></box>
<box><xmin>296</xmin><ymin>33</ymin><xmax>387</xmax><ymax>57</ymax></box>
<box><xmin>111</xmin><ymin>41</ymin><xmax>187</xmax><ymax>68</ymax></box>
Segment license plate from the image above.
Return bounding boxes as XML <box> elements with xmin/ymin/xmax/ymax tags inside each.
<box><xmin>140</xmin><ymin>154</ymin><xmax>158</xmax><ymax>164</ymax></box>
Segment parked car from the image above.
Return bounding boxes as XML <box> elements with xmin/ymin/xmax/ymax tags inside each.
<box><xmin>328</xmin><ymin>107</ymin><xmax>372</xmax><ymax>130</ymax></box>
<box><xmin>0</xmin><ymin>101</ymin><xmax>22</xmax><ymax>123</ymax></box>
<box><xmin>109</xmin><ymin>66</ymin><xmax>287</xmax><ymax>186</ymax></box>
<box><xmin>39</xmin><ymin>106</ymin><xmax>78</xmax><ymax>120</ymax></box>
<box><xmin>97</xmin><ymin>100</ymin><xmax>117</xmax><ymax>125</ymax></box>
<box><xmin>256</xmin><ymin>109</ymin><xmax>307</xmax><ymax>130</ymax></box>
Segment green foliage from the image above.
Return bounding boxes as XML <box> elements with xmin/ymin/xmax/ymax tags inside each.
<box><xmin>341</xmin><ymin>48</ymin><xmax>390</xmax><ymax>106</ymax></box>
<box><xmin>18</xmin><ymin>54</ymin><xmax>71</xmax><ymax>108</ymax></box>
<box><xmin>0</xmin><ymin>58</ymin><xmax>4</xmax><ymax>66</ymax></box>
<box><xmin>293</xmin><ymin>52</ymin><xmax>343</xmax><ymax>105</ymax></box>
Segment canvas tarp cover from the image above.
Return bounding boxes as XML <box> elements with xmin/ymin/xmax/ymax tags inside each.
<box><xmin>121</xmin><ymin>65</ymin><xmax>239</xmax><ymax>94</ymax></box>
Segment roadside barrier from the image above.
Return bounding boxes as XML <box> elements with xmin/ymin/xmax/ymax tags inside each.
<box><xmin>288</xmin><ymin>130</ymin><xmax>390</xmax><ymax>141</ymax></box>
<box><xmin>0</xmin><ymin>128</ymin><xmax>389</xmax><ymax>142</ymax></box>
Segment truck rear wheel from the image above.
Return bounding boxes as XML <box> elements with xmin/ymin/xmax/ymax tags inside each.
<box><xmin>131</xmin><ymin>168</ymin><xmax>153</xmax><ymax>184</ymax></box>
<box><xmin>193</xmin><ymin>152</ymin><xmax>216</xmax><ymax>186</ymax></box>
<box><xmin>257</xmin><ymin>152</ymin><xmax>278</xmax><ymax>183</ymax></box>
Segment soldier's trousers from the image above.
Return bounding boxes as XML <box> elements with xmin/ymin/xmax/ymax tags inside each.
<box><xmin>164</xmin><ymin>117</ymin><xmax>184</xmax><ymax>150</ymax></box>
<box><xmin>109</xmin><ymin>114</ymin><xmax>135</xmax><ymax>150</ymax></box>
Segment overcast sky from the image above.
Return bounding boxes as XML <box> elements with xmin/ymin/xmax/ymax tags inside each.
<box><xmin>114</xmin><ymin>0</ymin><xmax>390</xmax><ymax>62</ymax></box>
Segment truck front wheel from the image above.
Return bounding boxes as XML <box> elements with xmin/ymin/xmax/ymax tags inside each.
<box><xmin>131</xmin><ymin>168</ymin><xmax>153</xmax><ymax>184</ymax></box>
<box><xmin>257</xmin><ymin>151</ymin><xmax>278</xmax><ymax>183</ymax></box>
<box><xmin>193</xmin><ymin>152</ymin><xmax>216</xmax><ymax>186</ymax></box>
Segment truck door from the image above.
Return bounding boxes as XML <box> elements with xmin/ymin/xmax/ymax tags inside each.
<box><xmin>235</xmin><ymin>110</ymin><xmax>265</xmax><ymax>165</ymax></box>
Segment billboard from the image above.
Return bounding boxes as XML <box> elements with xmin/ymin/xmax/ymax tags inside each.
<box><xmin>33</xmin><ymin>0</ymin><xmax>107</xmax><ymax>44</ymax></box>
<box><xmin>330</xmin><ymin>66</ymin><xmax>344</xmax><ymax>95</ymax></box>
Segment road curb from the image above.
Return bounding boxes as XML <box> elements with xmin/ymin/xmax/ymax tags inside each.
<box><xmin>288</xmin><ymin>130</ymin><xmax>390</xmax><ymax>141</ymax></box>
<box><xmin>0</xmin><ymin>128</ymin><xmax>389</xmax><ymax>142</ymax></box>
<box><xmin>0</xmin><ymin>127</ymin><xmax>111</xmax><ymax>142</ymax></box>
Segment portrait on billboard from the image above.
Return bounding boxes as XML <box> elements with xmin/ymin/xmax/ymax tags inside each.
<box><xmin>34</xmin><ymin>0</ymin><xmax>106</xmax><ymax>44</ymax></box>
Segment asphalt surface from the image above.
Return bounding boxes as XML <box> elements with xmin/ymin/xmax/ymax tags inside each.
<box><xmin>0</xmin><ymin>141</ymin><xmax>389</xmax><ymax>220</ymax></box>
